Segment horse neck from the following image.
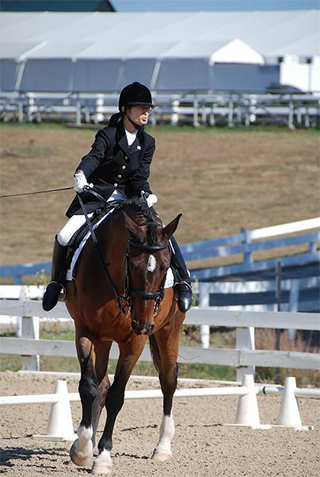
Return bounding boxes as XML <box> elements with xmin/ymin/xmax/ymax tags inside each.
<box><xmin>96</xmin><ymin>216</ymin><xmax>127</xmax><ymax>286</ymax></box>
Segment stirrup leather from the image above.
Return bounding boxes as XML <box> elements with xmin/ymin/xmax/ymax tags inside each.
<box><xmin>174</xmin><ymin>280</ymin><xmax>193</xmax><ymax>313</ymax></box>
<box><xmin>175</xmin><ymin>280</ymin><xmax>193</xmax><ymax>292</ymax></box>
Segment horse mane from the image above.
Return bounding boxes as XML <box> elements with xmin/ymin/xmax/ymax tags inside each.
<box><xmin>117</xmin><ymin>197</ymin><xmax>160</xmax><ymax>246</ymax></box>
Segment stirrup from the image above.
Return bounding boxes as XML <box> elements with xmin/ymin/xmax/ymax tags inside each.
<box><xmin>46</xmin><ymin>279</ymin><xmax>66</xmax><ymax>302</ymax></box>
<box><xmin>174</xmin><ymin>280</ymin><xmax>193</xmax><ymax>313</ymax></box>
<box><xmin>58</xmin><ymin>284</ymin><xmax>66</xmax><ymax>302</ymax></box>
<box><xmin>43</xmin><ymin>281</ymin><xmax>64</xmax><ymax>312</ymax></box>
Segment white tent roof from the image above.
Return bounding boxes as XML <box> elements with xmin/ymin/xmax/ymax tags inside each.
<box><xmin>1</xmin><ymin>10</ymin><xmax>319</xmax><ymax>61</ymax></box>
<box><xmin>210</xmin><ymin>39</ymin><xmax>264</xmax><ymax>64</ymax></box>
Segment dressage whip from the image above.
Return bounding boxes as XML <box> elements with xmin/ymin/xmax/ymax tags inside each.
<box><xmin>0</xmin><ymin>186</ymin><xmax>73</xmax><ymax>199</ymax></box>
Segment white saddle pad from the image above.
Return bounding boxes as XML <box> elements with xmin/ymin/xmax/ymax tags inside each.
<box><xmin>66</xmin><ymin>208</ymin><xmax>114</xmax><ymax>281</ymax></box>
<box><xmin>66</xmin><ymin>209</ymin><xmax>174</xmax><ymax>289</ymax></box>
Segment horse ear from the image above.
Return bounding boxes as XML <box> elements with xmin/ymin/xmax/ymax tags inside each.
<box><xmin>122</xmin><ymin>211</ymin><xmax>143</xmax><ymax>238</ymax></box>
<box><xmin>163</xmin><ymin>214</ymin><xmax>182</xmax><ymax>240</ymax></box>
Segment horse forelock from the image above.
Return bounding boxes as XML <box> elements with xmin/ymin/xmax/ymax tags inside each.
<box><xmin>146</xmin><ymin>221</ymin><xmax>158</xmax><ymax>246</ymax></box>
<box><xmin>119</xmin><ymin>197</ymin><xmax>161</xmax><ymax>246</ymax></box>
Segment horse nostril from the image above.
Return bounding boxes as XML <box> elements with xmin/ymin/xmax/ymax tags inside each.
<box><xmin>146</xmin><ymin>323</ymin><xmax>155</xmax><ymax>333</ymax></box>
<box><xmin>131</xmin><ymin>319</ymin><xmax>141</xmax><ymax>335</ymax></box>
<box><xmin>131</xmin><ymin>318</ymin><xmax>154</xmax><ymax>335</ymax></box>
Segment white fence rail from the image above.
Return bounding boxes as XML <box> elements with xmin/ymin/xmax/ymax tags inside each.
<box><xmin>1</xmin><ymin>91</ymin><xmax>319</xmax><ymax>129</ymax></box>
<box><xmin>1</xmin><ymin>296</ymin><xmax>319</xmax><ymax>382</ymax></box>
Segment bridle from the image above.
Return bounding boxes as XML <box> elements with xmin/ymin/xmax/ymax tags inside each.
<box><xmin>123</xmin><ymin>221</ymin><xmax>171</xmax><ymax>319</ymax></box>
<box><xmin>77</xmin><ymin>189</ymin><xmax>170</xmax><ymax>318</ymax></box>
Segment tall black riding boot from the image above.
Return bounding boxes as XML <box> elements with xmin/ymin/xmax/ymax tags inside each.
<box><xmin>170</xmin><ymin>236</ymin><xmax>193</xmax><ymax>313</ymax></box>
<box><xmin>42</xmin><ymin>236</ymin><xmax>68</xmax><ymax>311</ymax></box>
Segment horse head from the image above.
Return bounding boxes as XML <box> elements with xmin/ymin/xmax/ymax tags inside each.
<box><xmin>122</xmin><ymin>203</ymin><xmax>181</xmax><ymax>335</ymax></box>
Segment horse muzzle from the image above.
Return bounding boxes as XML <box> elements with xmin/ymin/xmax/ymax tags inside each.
<box><xmin>131</xmin><ymin>318</ymin><xmax>155</xmax><ymax>335</ymax></box>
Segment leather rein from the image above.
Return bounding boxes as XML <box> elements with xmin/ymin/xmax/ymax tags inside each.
<box><xmin>77</xmin><ymin>188</ymin><xmax>170</xmax><ymax>318</ymax></box>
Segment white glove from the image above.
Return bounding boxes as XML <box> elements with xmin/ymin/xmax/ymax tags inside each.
<box><xmin>146</xmin><ymin>194</ymin><xmax>158</xmax><ymax>208</ymax></box>
<box><xmin>73</xmin><ymin>171</ymin><xmax>93</xmax><ymax>193</ymax></box>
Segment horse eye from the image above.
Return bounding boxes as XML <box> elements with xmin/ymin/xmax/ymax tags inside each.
<box><xmin>160</xmin><ymin>264</ymin><xmax>169</xmax><ymax>273</ymax></box>
<box><xmin>129</xmin><ymin>259</ymin><xmax>140</xmax><ymax>271</ymax></box>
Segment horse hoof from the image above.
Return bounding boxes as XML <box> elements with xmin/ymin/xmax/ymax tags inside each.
<box><xmin>70</xmin><ymin>438</ymin><xmax>93</xmax><ymax>467</ymax></box>
<box><xmin>152</xmin><ymin>449</ymin><xmax>172</xmax><ymax>462</ymax></box>
<box><xmin>92</xmin><ymin>450</ymin><xmax>112</xmax><ymax>475</ymax></box>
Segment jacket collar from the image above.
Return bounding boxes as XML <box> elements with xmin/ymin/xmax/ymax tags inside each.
<box><xmin>117</xmin><ymin>121</ymin><xmax>145</xmax><ymax>156</ymax></box>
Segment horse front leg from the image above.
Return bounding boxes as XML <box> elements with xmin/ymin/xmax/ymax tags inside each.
<box><xmin>152</xmin><ymin>370</ymin><xmax>177</xmax><ymax>462</ymax></box>
<box><xmin>153</xmin><ymin>361</ymin><xmax>177</xmax><ymax>461</ymax></box>
<box><xmin>92</xmin><ymin>336</ymin><xmax>147</xmax><ymax>475</ymax></box>
<box><xmin>150</xmin><ymin>313</ymin><xmax>184</xmax><ymax>462</ymax></box>
<box><xmin>70</xmin><ymin>335</ymin><xmax>111</xmax><ymax>468</ymax></box>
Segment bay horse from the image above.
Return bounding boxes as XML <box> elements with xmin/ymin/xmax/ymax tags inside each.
<box><xmin>65</xmin><ymin>197</ymin><xmax>186</xmax><ymax>474</ymax></box>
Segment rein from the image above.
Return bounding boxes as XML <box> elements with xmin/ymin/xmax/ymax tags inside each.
<box><xmin>76</xmin><ymin>188</ymin><xmax>129</xmax><ymax>316</ymax></box>
<box><xmin>77</xmin><ymin>188</ymin><xmax>169</xmax><ymax>319</ymax></box>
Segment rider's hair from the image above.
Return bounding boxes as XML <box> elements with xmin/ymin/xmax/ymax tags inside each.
<box><xmin>108</xmin><ymin>111</ymin><xmax>122</xmax><ymax>127</ymax></box>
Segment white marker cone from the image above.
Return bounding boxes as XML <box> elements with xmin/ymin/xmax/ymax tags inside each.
<box><xmin>234</xmin><ymin>374</ymin><xmax>261</xmax><ymax>427</ymax></box>
<box><xmin>33</xmin><ymin>380</ymin><xmax>77</xmax><ymax>441</ymax></box>
<box><xmin>277</xmin><ymin>377</ymin><xmax>302</xmax><ymax>428</ymax></box>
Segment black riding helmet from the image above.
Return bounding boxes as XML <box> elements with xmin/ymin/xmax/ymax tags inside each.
<box><xmin>118</xmin><ymin>82</ymin><xmax>154</xmax><ymax>111</ymax></box>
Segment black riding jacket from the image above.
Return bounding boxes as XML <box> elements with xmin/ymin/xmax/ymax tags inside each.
<box><xmin>66</xmin><ymin>120</ymin><xmax>155</xmax><ymax>217</ymax></box>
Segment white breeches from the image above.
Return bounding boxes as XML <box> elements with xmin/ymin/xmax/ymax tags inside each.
<box><xmin>57</xmin><ymin>190</ymin><xmax>127</xmax><ymax>246</ymax></box>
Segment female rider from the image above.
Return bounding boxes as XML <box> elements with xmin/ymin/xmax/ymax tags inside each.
<box><xmin>42</xmin><ymin>82</ymin><xmax>192</xmax><ymax>313</ymax></box>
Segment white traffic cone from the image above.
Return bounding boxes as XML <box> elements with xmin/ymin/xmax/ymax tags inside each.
<box><xmin>273</xmin><ymin>377</ymin><xmax>313</xmax><ymax>430</ymax></box>
<box><xmin>33</xmin><ymin>380</ymin><xmax>77</xmax><ymax>441</ymax></box>
<box><xmin>233</xmin><ymin>374</ymin><xmax>261</xmax><ymax>427</ymax></box>
<box><xmin>277</xmin><ymin>377</ymin><xmax>302</xmax><ymax>428</ymax></box>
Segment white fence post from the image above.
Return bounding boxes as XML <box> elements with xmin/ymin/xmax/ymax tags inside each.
<box><xmin>288</xmin><ymin>280</ymin><xmax>300</xmax><ymax>341</ymax></box>
<box><xmin>193</xmin><ymin>95</ymin><xmax>199</xmax><ymax>127</ymax></box>
<box><xmin>76</xmin><ymin>99</ymin><xmax>82</xmax><ymax>126</ymax></box>
<box><xmin>242</xmin><ymin>229</ymin><xmax>252</xmax><ymax>266</ymax></box>
<box><xmin>16</xmin><ymin>286</ymin><xmax>24</xmax><ymax>337</ymax></box>
<box><xmin>171</xmin><ymin>99</ymin><xmax>179</xmax><ymax>125</ymax></box>
<box><xmin>236</xmin><ymin>327</ymin><xmax>255</xmax><ymax>382</ymax></box>
<box><xmin>199</xmin><ymin>283</ymin><xmax>211</xmax><ymax>349</ymax></box>
<box><xmin>20</xmin><ymin>287</ymin><xmax>40</xmax><ymax>371</ymax></box>
<box><xmin>93</xmin><ymin>94</ymin><xmax>105</xmax><ymax>123</ymax></box>
<box><xmin>21</xmin><ymin>316</ymin><xmax>40</xmax><ymax>371</ymax></box>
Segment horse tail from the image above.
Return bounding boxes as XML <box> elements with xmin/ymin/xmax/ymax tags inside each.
<box><xmin>149</xmin><ymin>335</ymin><xmax>161</xmax><ymax>374</ymax></box>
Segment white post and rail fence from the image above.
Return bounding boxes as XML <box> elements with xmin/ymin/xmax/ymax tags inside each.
<box><xmin>0</xmin><ymin>216</ymin><xmax>319</xmax><ymax>380</ymax></box>
<box><xmin>181</xmin><ymin>217</ymin><xmax>320</xmax><ymax>280</ymax></box>
<box><xmin>1</xmin><ymin>287</ymin><xmax>319</xmax><ymax>435</ymax></box>
<box><xmin>0</xmin><ymin>294</ymin><xmax>319</xmax><ymax>382</ymax></box>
